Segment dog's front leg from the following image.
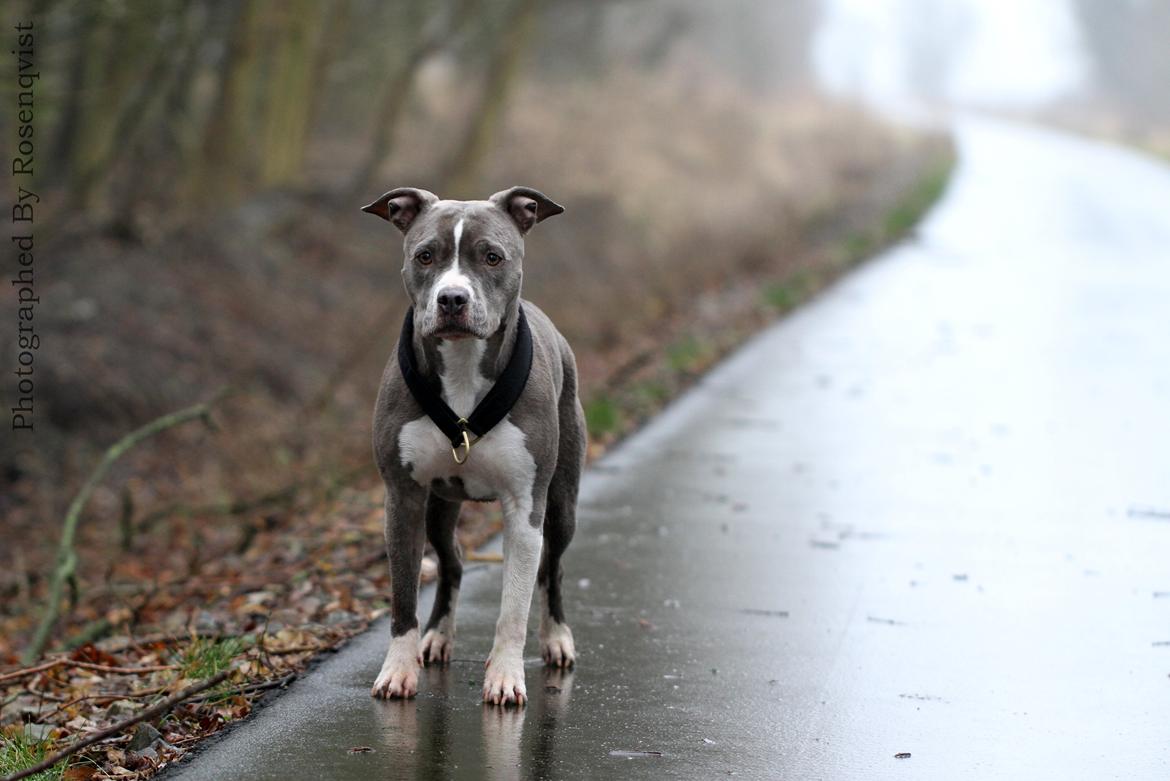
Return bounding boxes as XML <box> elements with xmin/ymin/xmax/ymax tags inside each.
<box><xmin>372</xmin><ymin>481</ymin><xmax>427</xmax><ymax>699</ymax></box>
<box><xmin>483</xmin><ymin>491</ymin><xmax>545</xmax><ymax>706</ymax></box>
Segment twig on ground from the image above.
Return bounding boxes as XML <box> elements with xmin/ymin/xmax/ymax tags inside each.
<box><xmin>43</xmin><ymin>686</ymin><xmax>167</xmax><ymax>720</ymax></box>
<box><xmin>0</xmin><ymin>659</ymin><xmax>61</xmax><ymax>684</ymax></box>
<box><xmin>67</xmin><ymin>660</ymin><xmax>178</xmax><ymax>675</ymax></box>
<box><xmin>0</xmin><ymin>669</ymin><xmax>230</xmax><ymax>781</ymax></box>
<box><xmin>187</xmin><ymin>672</ymin><xmax>296</xmax><ymax>704</ymax></box>
<box><xmin>0</xmin><ymin>658</ymin><xmax>177</xmax><ymax>685</ymax></box>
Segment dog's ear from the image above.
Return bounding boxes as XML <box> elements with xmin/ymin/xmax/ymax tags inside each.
<box><xmin>489</xmin><ymin>186</ymin><xmax>564</xmax><ymax>235</ymax></box>
<box><xmin>361</xmin><ymin>187</ymin><xmax>439</xmax><ymax>233</ymax></box>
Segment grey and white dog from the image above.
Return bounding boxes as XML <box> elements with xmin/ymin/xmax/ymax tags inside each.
<box><xmin>362</xmin><ymin>186</ymin><xmax>585</xmax><ymax>706</ymax></box>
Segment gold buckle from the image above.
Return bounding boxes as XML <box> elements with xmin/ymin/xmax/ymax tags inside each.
<box><xmin>451</xmin><ymin>419</ymin><xmax>476</xmax><ymax>464</ymax></box>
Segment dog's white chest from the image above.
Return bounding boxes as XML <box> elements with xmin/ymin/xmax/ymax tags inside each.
<box><xmin>398</xmin><ymin>416</ymin><xmax>534</xmax><ymax>500</ymax></box>
<box><xmin>397</xmin><ymin>339</ymin><xmax>535</xmax><ymax>501</ymax></box>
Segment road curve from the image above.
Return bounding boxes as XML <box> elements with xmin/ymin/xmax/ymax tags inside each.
<box><xmin>169</xmin><ymin>117</ymin><xmax>1170</xmax><ymax>780</ymax></box>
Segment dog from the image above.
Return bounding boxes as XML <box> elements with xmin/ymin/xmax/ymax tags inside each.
<box><xmin>361</xmin><ymin>186</ymin><xmax>585</xmax><ymax>706</ymax></box>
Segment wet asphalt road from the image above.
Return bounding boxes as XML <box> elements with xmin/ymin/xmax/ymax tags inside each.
<box><xmin>168</xmin><ymin>118</ymin><xmax>1170</xmax><ymax>780</ymax></box>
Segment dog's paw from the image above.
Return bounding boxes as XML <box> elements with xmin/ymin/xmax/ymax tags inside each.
<box><xmin>419</xmin><ymin>624</ymin><xmax>454</xmax><ymax>665</ymax></box>
<box><xmin>482</xmin><ymin>651</ymin><xmax>527</xmax><ymax>706</ymax></box>
<box><xmin>540</xmin><ymin>621</ymin><xmax>576</xmax><ymax>668</ymax></box>
<box><xmin>371</xmin><ymin>630</ymin><xmax>421</xmax><ymax>699</ymax></box>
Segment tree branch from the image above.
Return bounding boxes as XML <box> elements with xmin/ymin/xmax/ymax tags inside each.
<box><xmin>22</xmin><ymin>392</ymin><xmax>227</xmax><ymax>664</ymax></box>
<box><xmin>1</xmin><ymin>669</ymin><xmax>230</xmax><ymax>781</ymax></box>
<box><xmin>0</xmin><ymin>658</ymin><xmax>178</xmax><ymax>685</ymax></box>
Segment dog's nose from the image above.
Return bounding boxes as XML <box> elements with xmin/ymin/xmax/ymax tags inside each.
<box><xmin>436</xmin><ymin>287</ymin><xmax>469</xmax><ymax>315</ymax></box>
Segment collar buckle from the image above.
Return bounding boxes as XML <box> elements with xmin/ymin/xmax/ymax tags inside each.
<box><xmin>451</xmin><ymin>419</ymin><xmax>476</xmax><ymax>464</ymax></box>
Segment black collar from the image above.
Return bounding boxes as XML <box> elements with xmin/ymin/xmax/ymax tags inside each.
<box><xmin>398</xmin><ymin>305</ymin><xmax>533</xmax><ymax>459</ymax></box>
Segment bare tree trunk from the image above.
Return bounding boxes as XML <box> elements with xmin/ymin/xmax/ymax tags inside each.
<box><xmin>74</xmin><ymin>1</ymin><xmax>193</xmax><ymax>209</ymax></box>
<box><xmin>347</xmin><ymin>0</ymin><xmax>479</xmax><ymax>198</ymax></box>
<box><xmin>110</xmin><ymin>3</ymin><xmax>211</xmax><ymax>231</ymax></box>
<box><xmin>304</xmin><ymin>0</ymin><xmax>352</xmax><ymax>141</ymax></box>
<box><xmin>48</xmin><ymin>6</ymin><xmax>98</xmax><ymax>186</ymax></box>
<box><xmin>443</xmin><ymin>0</ymin><xmax>541</xmax><ymax>198</ymax></box>
<box><xmin>258</xmin><ymin>0</ymin><xmax>321</xmax><ymax>187</ymax></box>
<box><xmin>196</xmin><ymin>0</ymin><xmax>263</xmax><ymax>202</ymax></box>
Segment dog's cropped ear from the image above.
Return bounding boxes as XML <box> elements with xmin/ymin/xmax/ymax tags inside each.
<box><xmin>489</xmin><ymin>186</ymin><xmax>564</xmax><ymax>235</ymax></box>
<box><xmin>361</xmin><ymin>187</ymin><xmax>439</xmax><ymax>233</ymax></box>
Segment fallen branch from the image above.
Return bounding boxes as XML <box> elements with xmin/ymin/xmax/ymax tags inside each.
<box><xmin>0</xmin><ymin>658</ymin><xmax>178</xmax><ymax>685</ymax></box>
<box><xmin>187</xmin><ymin>671</ymin><xmax>296</xmax><ymax>703</ymax></box>
<box><xmin>0</xmin><ymin>659</ymin><xmax>61</xmax><ymax>684</ymax></box>
<box><xmin>23</xmin><ymin>393</ymin><xmax>227</xmax><ymax>664</ymax></box>
<box><xmin>67</xmin><ymin>660</ymin><xmax>178</xmax><ymax>675</ymax></box>
<box><xmin>1</xmin><ymin>669</ymin><xmax>230</xmax><ymax>781</ymax></box>
<box><xmin>43</xmin><ymin>685</ymin><xmax>167</xmax><ymax>720</ymax></box>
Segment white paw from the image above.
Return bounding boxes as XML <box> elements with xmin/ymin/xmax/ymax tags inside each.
<box><xmin>419</xmin><ymin>622</ymin><xmax>455</xmax><ymax>665</ymax></box>
<box><xmin>540</xmin><ymin>621</ymin><xmax>576</xmax><ymax>668</ymax></box>
<box><xmin>371</xmin><ymin>629</ymin><xmax>421</xmax><ymax>699</ymax></box>
<box><xmin>483</xmin><ymin>650</ymin><xmax>527</xmax><ymax>706</ymax></box>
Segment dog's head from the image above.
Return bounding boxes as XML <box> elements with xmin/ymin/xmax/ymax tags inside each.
<box><xmin>363</xmin><ymin>186</ymin><xmax>563</xmax><ymax>340</ymax></box>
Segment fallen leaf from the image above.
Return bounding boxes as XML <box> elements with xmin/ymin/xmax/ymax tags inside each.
<box><xmin>609</xmin><ymin>749</ymin><xmax>663</xmax><ymax>758</ymax></box>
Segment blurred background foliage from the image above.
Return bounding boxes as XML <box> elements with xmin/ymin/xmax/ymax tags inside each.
<box><xmin>0</xmin><ymin>0</ymin><xmax>936</xmax><ymax>512</ymax></box>
<box><xmin>0</xmin><ymin>0</ymin><xmax>1164</xmax><ymax>596</ymax></box>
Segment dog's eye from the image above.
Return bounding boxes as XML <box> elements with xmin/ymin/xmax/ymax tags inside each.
<box><xmin>485</xmin><ymin>251</ymin><xmax>503</xmax><ymax>266</ymax></box>
<box><xmin>415</xmin><ymin>249</ymin><xmax>433</xmax><ymax>265</ymax></box>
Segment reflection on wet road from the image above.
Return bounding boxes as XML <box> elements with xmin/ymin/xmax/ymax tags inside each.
<box><xmin>170</xmin><ymin>118</ymin><xmax>1170</xmax><ymax>779</ymax></box>
<box><xmin>365</xmin><ymin>664</ymin><xmax>575</xmax><ymax>779</ymax></box>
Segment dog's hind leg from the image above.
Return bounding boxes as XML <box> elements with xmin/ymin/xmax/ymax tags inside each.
<box><xmin>420</xmin><ymin>493</ymin><xmax>462</xmax><ymax>665</ymax></box>
<box><xmin>539</xmin><ymin>395</ymin><xmax>585</xmax><ymax>668</ymax></box>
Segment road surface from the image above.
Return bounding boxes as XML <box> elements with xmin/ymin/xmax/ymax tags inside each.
<box><xmin>168</xmin><ymin>118</ymin><xmax>1170</xmax><ymax>780</ymax></box>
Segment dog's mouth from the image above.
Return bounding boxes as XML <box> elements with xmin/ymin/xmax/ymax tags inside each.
<box><xmin>418</xmin><ymin>306</ymin><xmax>491</xmax><ymax>341</ymax></box>
<box><xmin>430</xmin><ymin>317</ymin><xmax>481</xmax><ymax>340</ymax></box>
<box><xmin>433</xmin><ymin>325</ymin><xmax>477</xmax><ymax>340</ymax></box>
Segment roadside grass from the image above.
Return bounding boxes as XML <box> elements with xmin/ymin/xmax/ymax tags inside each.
<box><xmin>179</xmin><ymin>636</ymin><xmax>246</xmax><ymax>680</ymax></box>
<box><xmin>832</xmin><ymin>154</ymin><xmax>954</xmax><ymax>273</ymax></box>
<box><xmin>883</xmin><ymin>158</ymin><xmax>953</xmax><ymax>239</ymax></box>
<box><xmin>763</xmin><ymin>270</ymin><xmax>815</xmax><ymax>314</ymax></box>
<box><xmin>666</xmin><ymin>336</ymin><xmax>714</xmax><ymax>373</ymax></box>
<box><xmin>0</xmin><ymin>730</ymin><xmax>65</xmax><ymax>781</ymax></box>
<box><xmin>766</xmin><ymin>153</ymin><xmax>954</xmax><ymax>315</ymax></box>
<box><xmin>584</xmin><ymin>143</ymin><xmax>956</xmax><ymax>451</ymax></box>
<box><xmin>584</xmin><ymin>395</ymin><xmax>623</xmax><ymax>438</ymax></box>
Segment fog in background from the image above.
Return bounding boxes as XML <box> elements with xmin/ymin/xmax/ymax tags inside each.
<box><xmin>816</xmin><ymin>0</ymin><xmax>1170</xmax><ymax>127</ymax></box>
